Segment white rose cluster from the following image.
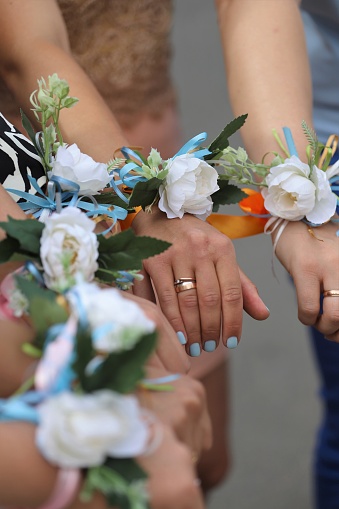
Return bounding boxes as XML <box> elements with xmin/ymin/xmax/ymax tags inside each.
<box><xmin>40</xmin><ymin>207</ymin><xmax>99</xmax><ymax>292</ymax></box>
<box><xmin>36</xmin><ymin>391</ymin><xmax>149</xmax><ymax>467</ymax></box>
<box><xmin>49</xmin><ymin>143</ymin><xmax>112</xmax><ymax>195</ymax></box>
<box><xmin>262</xmin><ymin>156</ymin><xmax>337</xmax><ymax>224</ymax></box>
<box><xmin>158</xmin><ymin>154</ymin><xmax>219</xmax><ymax>220</ymax></box>
<box><xmin>68</xmin><ymin>283</ymin><xmax>155</xmax><ymax>352</ymax></box>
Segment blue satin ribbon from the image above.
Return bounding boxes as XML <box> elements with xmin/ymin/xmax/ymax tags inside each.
<box><xmin>117</xmin><ymin>132</ymin><xmax>211</xmax><ymax>190</ymax></box>
<box><xmin>24</xmin><ymin>260</ymin><xmax>45</xmax><ymax>286</ymax></box>
<box><xmin>0</xmin><ymin>397</ymin><xmax>39</xmax><ymax>424</ymax></box>
<box><xmin>66</xmin><ymin>287</ymin><xmax>89</xmax><ymax>329</ymax></box>
<box><xmin>142</xmin><ymin>374</ymin><xmax>182</xmax><ymax>385</ymax></box>
<box><xmin>115</xmin><ymin>271</ymin><xmax>136</xmax><ymax>285</ymax></box>
<box><xmin>0</xmin><ymin>389</ymin><xmax>46</xmax><ymax>424</ymax></box>
<box><xmin>283</xmin><ymin>127</ymin><xmax>298</xmax><ymax>157</ymax></box>
<box><xmin>6</xmin><ymin>175</ymin><xmax>128</xmax><ymax>231</ymax></box>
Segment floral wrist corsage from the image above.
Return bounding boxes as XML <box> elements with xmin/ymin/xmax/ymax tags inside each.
<box><xmin>216</xmin><ymin>122</ymin><xmax>339</xmax><ymax>248</ymax></box>
<box><xmin>113</xmin><ymin>116</ymin><xmax>249</xmax><ymax>220</ymax></box>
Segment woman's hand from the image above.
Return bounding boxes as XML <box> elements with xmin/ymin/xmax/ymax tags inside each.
<box><xmin>122</xmin><ymin>291</ymin><xmax>190</xmax><ymax>374</ymax></box>
<box><xmin>138</xmin><ymin>425</ymin><xmax>205</xmax><ymax>509</ymax></box>
<box><xmin>132</xmin><ymin>209</ymin><xmax>269</xmax><ymax>355</ymax></box>
<box><xmin>275</xmin><ymin>220</ymin><xmax>339</xmax><ymax>341</ymax></box>
<box><xmin>138</xmin><ymin>366</ymin><xmax>212</xmax><ymax>459</ymax></box>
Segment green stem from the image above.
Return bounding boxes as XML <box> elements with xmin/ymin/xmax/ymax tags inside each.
<box><xmin>12</xmin><ymin>374</ymin><xmax>35</xmax><ymax>397</ymax></box>
<box><xmin>272</xmin><ymin>129</ymin><xmax>290</xmax><ymax>158</ymax></box>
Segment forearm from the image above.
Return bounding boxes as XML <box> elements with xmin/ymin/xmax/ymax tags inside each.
<box><xmin>215</xmin><ymin>0</ymin><xmax>313</xmax><ymax>161</ymax></box>
<box><xmin>0</xmin><ymin>320</ymin><xmax>35</xmax><ymax>397</ymax></box>
<box><xmin>0</xmin><ymin>0</ymin><xmax>128</xmax><ymax>160</ymax></box>
<box><xmin>0</xmin><ymin>422</ymin><xmax>109</xmax><ymax>509</ymax></box>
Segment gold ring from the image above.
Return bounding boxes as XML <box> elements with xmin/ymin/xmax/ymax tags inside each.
<box><xmin>175</xmin><ymin>281</ymin><xmax>197</xmax><ymax>293</ymax></box>
<box><xmin>174</xmin><ymin>278</ymin><xmax>196</xmax><ymax>286</ymax></box>
<box><xmin>323</xmin><ymin>290</ymin><xmax>339</xmax><ymax>298</ymax></box>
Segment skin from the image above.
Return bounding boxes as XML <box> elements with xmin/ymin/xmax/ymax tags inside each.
<box><xmin>0</xmin><ymin>0</ymin><xmax>269</xmax><ymax>356</ymax></box>
<box><xmin>0</xmin><ymin>296</ymin><xmax>208</xmax><ymax>508</ymax></box>
<box><xmin>215</xmin><ymin>0</ymin><xmax>339</xmax><ymax>342</ymax></box>
<box><xmin>0</xmin><ymin>0</ymin><xmax>269</xmax><ymax>496</ymax></box>
<box><xmin>0</xmin><ymin>422</ymin><xmax>204</xmax><ymax>509</ymax></box>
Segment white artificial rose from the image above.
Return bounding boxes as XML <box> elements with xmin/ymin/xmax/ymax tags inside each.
<box><xmin>49</xmin><ymin>143</ymin><xmax>112</xmax><ymax>195</ymax></box>
<box><xmin>68</xmin><ymin>283</ymin><xmax>155</xmax><ymax>352</ymax></box>
<box><xmin>262</xmin><ymin>155</ymin><xmax>337</xmax><ymax>223</ymax></box>
<box><xmin>158</xmin><ymin>154</ymin><xmax>219</xmax><ymax>220</ymax></box>
<box><xmin>36</xmin><ymin>390</ymin><xmax>149</xmax><ymax>467</ymax></box>
<box><xmin>40</xmin><ymin>207</ymin><xmax>98</xmax><ymax>291</ymax></box>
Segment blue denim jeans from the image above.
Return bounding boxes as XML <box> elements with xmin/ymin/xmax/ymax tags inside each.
<box><xmin>310</xmin><ymin>327</ymin><xmax>339</xmax><ymax>509</ymax></box>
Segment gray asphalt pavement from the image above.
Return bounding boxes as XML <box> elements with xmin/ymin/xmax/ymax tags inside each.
<box><xmin>171</xmin><ymin>2</ymin><xmax>321</xmax><ymax>508</ymax></box>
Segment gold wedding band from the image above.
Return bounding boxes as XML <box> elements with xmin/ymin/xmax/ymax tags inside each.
<box><xmin>323</xmin><ymin>290</ymin><xmax>339</xmax><ymax>298</ymax></box>
<box><xmin>175</xmin><ymin>281</ymin><xmax>197</xmax><ymax>293</ymax></box>
<box><xmin>174</xmin><ymin>278</ymin><xmax>196</xmax><ymax>285</ymax></box>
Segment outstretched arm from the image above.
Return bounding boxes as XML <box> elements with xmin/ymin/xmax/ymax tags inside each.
<box><xmin>0</xmin><ymin>0</ymin><xmax>269</xmax><ymax>355</ymax></box>
<box><xmin>216</xmin><ymin>0</ymin><xmax>339</xmax><ymax>341</ymax></box>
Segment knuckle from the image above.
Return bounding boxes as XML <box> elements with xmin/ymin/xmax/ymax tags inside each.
<box><xmin>160</xmin><ymin>288</ymin><xmax>176</xmax><ymax>305</ymax></box>
<box><xmin>298</xmin><ymin>300</ymin><xmax>318</xmax><ymax>317</ymax></box>
<box><xmin>202</xmin><ymin>327</ymin><xmax>220</xmax><ymax>340</ymax></box>
<box><xmin>222</xmin><ymin>286</ymin><xmax>242</xmax><ymax>304</ymax></box>
<box><xmin>200</xmin><ymin>291</ymin><xmax>220</xmax><ymax>308</ymax></box>
<box><xmin>213</xmin><ymin>234</ymin><xmax>233</xmax><ymax>253</ymax></box>
<box><xmin>168</xmin><ymin>316</ymin><xmax>185</xmax><ymax>331</ymax></box>
<box><xmin>187</xmin><ymin>228</ymin><xmax>209</xmax><ymax>248</ymax></box>
<box><xmin>180</xmin><ymin>293</ymin><xmax>199</xmax><ymax>309</ymax></box>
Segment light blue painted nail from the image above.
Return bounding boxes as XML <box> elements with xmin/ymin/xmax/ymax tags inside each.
<box><xmin>226</xmin><ymin>336</ymin><xmax>238</xmax><ymax>349</ymax></box>
<box><xmin>189</xmin><ymin>343</ymin><xmax>201</xmax><ymax>357</ymax></box>
<box><xmin>204</xmin><ymin>340</ymin><xmax>216</xmax><ymax>352</ymax></box>
<box><xmin>177</xmin><ymin>331</ymin><xmax>187</xmax><ymax>345</ymax></box>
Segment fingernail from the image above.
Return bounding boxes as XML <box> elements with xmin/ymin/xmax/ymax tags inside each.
<box><xmin>177</xmin><ymin>331</ymin><xmax>187</xmax><ymax>345</ymax></box>
<box><xmin>226</xmin><ymin>336</ymin><xmax>238</xmax><ymax>349</ymax></box>
<box><xmin>204</xmin><ymin>340</ymin><xmax>216</xmax><ymax>352</ymax></box>
<box><xmin>189</xmin><ymin>343</ymin><xmax>201</xmax><ymax>357</ymax></box>
<box><xmin>265</xmin><ymin>306</ymin><xmax>270</xmax><ymax>313</ymax></box>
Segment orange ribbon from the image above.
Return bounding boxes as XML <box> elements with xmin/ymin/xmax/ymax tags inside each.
<box><xmin>120</xmin><ymin>189</ymin><xmax>268</xmax><ymax>239</ymax></box>
<box><xmin>207</xmin><ymin>189</ymin><xmax>268</xmax><ymax>239</ymax></box>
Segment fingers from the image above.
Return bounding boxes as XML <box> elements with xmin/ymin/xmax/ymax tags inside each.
<box><xmin>138</xmin><ymin>426</ymin><xmax>205</xmax><ymax>509</ymax></box>
<box><xmin>140</xmin><ymin>370</ymin><xmax>212</xmax><ymax>457</ymax></box>
<box><xmin>239</xmin><ymin>268</ymin><xmax>270</xmax><ymax>320</ymax></box>
<box><xmin>123</xmin><ymin>292</ymin><xmax>190</xmax><ymax>374</ymax></box>
<box><xmin>214</xmin><ymin>240</ymin><xmax>243</xmax><ymax>348</ymax></box>
<box><xmin>144</xmin><ymin>255</ymin><xmax>189</xmax><ymax>347</ymax></box>
<box><xmin>293</xmin><ymin>269</ymin><xmax>321</xmax><ymax>326</ymax></box>
<box><xmin>315</xmin><ymin>286</ymin><xmax>339</xmax><ymax>339</ymax></box>
<box><xmin>132</xmin><ymin>269</ymin><xmax>156</xmax><ymax>303</ymax></box>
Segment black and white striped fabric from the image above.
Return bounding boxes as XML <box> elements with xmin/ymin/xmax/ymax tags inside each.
<box><xmin>0</xmin><ymin>112</ymin><xmax>46</xmax><ymax>202</ymax></box>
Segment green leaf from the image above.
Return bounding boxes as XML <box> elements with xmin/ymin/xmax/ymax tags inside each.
<box><xmin>15</xmin><ymin>276</ymin><xmax>68</xmax><ymax>348</ymax></box>
<box><xmin>211</xmin><ymin>182</ymin><xmax>247</xmax><ymax>212</ymax></box>
<box><xmin>156</xmin><ymin>169</ymin><xmax>168</xmax><ymax>180</ymax></box>
<box><xmin>0</xmin><ymin>217</ymin><xmax>44</xmax><ymax>256</ymax></box>
<box><xmin>20</xmin><ymin>109</ymin><xmax>37</xmax><ymax>146</ymax></box>
<box><xmin>81</xmin><ymin>332</ymin><xmax>157</xmax><ymax>393</ymax></box>
<box><xmin>20</xmin><ymin>109</ymin><xmax>45</xmax><ymax>160</ymax></box>
<box><xmin>82</xmin><ymin>464</ymin><xmax>149</xmax><ymax>509</ymax></box>
<box><xmin>206</xmin><ymin>114</ymin><xmax>248</xmax><ymax>160</ymax></box>
<box><xmin>92</xmin><ymin>192</ymin><xmax>130</xmax><ymax>209</ymax></box>
<box><xmin>105</xmin><ymin>458</ymin><xmax>147</xmax><ymax>482</ymax></box>
<box><xmin>97</xmin><ymin>229</ymin><xmax>171</xmax><ymax>271</ymax></box>
<box><xmin>128</xmin><ymin>178</ymin><xmax>161</xmax><ymax>209</ymax></box>
<box><xmin>0</xmin><ymin>236</ymin><xmax>20</xmax><ymax>263</ymax></box>
<box><xmin>72</xmin><ymin>327</ymin><xmax>94</xmax><ymax>386</ymax></box>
